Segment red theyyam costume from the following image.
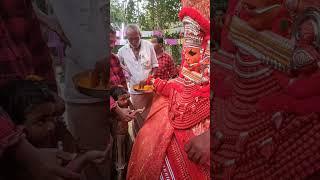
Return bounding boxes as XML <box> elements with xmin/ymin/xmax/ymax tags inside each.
<box><xmin>213</xmin><ymin>0</ymin><xmax>320</xmax><ymax>179</ymax></box>
<box><xmin>126</xmin><ymin>0</ymin><xmax>210</xmax><ymax>179</ymax></box>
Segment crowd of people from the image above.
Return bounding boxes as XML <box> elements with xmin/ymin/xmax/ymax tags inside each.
<box><xmin>0</xmin><ymin>0</ymin><xmax>210</xmax><ymax>179</ymax></box>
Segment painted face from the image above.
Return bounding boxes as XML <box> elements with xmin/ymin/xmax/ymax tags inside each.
<box><xmin>184</xmin><ymin>47</ymin><xmax>201</xmax><ymax>65</ymax></box>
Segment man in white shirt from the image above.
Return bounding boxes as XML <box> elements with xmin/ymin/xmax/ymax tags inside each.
<box><xmin>117</xmin><ymin>24</ymin><xmax>158</xmax><ymax>136</ymax></box>
<box><xmin>48</xmin><ymin>0</ymin><xmax>111</xmax><ymax>179</ymax></box>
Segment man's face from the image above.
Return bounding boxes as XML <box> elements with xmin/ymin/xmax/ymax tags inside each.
<box><xmin>110</xmin><ymin>33</ymin><xmax>117</xmax><ymax>49</ymax></box>
<box><xmin>127</xmin><ymin>30</ymin><xmax>141</xmax><ymax>48</ymax></box>
<box><xmin>151</xmin><ymin>38</ymin><xmax>161</xmax><ymax>52</ymax></box>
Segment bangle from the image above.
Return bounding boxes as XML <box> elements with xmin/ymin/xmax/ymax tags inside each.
<box><xmin>146</xmin><ymin>75</ymin><xmax>154</xmax><ymax>84</ymax></box>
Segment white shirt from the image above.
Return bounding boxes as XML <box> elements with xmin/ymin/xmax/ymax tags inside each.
<box><xmin>49</xmin><ymin>0</ymin><xmax>108</xmax><ymax>103</ymax></box>
<box><xmin>118</xmin><ymin>40</ymin><xmax>158</xmax><ymax>94</ymax></box>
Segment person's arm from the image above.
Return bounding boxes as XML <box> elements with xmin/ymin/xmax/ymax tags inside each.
<box><xmin>0</xmin><ymin>108</ymin><xmax>80</xmax><ymax>179</ymax></box>
<box><xmin>139</xmin><ymin>45</ymin><xmax>159</xmax><ymax>86</ymax></box>
<box><xmin>117</xmin><ymin>50</ymin><xmax>132</xmax><ymax>78</ymax></box>
<box><xmin>14</xmin><ymin>137</ymin><xmax>81</xmax><ymax>180</ymax></box>
<box><xmin>110</xmin><ymin>96</ymin><xmax>135</xmax><ymax>122</ymax></box>
<box><xmin>150</xmin><ymin>45</ymin><xmax>159</xmax><ymax>75</ymax></box>
<box><xmin>168</xmin><ymin>55</ymin><xmax>177</xmax><ymax>78</ymax></box>
<box><xmin>184</xmin><ymin>130</ymin><xmax>210</xmax><ymax>165</ymax></box>
<box><xmin>150</xmin><ymin>78</ymin><xmax>177</xmax><ymax>97</ymax></box>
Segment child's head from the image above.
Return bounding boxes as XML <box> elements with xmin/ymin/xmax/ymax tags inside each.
<box><xmin>110</xmin><ymin>86</ymin><xmax>130</xmax><ymax>108</ymax></box>
<box><xmin>0</xmin><ymin>80</ymin><xmax>63</xmax><ymax>146</ymax></box>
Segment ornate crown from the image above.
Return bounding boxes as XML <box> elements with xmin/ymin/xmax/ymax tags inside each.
<box><xmin>179</xmin><ymin>0</ymin><xmax>210</xmax><ymax>84</ymax></box>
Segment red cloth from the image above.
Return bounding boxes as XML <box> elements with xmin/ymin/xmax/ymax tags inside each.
<box><xmin>154</xmin><ymin>78</ymin><xmax>210</xmax><ymax>129</ymax></box>
<box><xmin>0</xmin><ymin>0</ymin><xmax>56</xmax><ymax>91</ymax></box>
<box><xmin>0</xmin><ymin>107</ymin><xmax>23</xmax><ymax>157</ymax></box>
<box><xmin>153</xmin><ymin>78</ymin><xmax>183</xmax><ymax>97</ymax></box>
<box><xmin>286</xmin><ymin>73</ymin><xmax>320</xmax><ymax>99</ymax></box>
<box><xmin>257</xmin><ymin>72</ymin><xmax>320</xmax><ymax>114</ymax></box>
<box><xmin>257</xmin><ymin>93</ymin><xmax>320</xmax><ymax>114</ymax></box>
<box><xmin>127</xmin><ymin>96</ymin><xmax>174</xmax><ymax>180</ymax></box>
<box><xmin>220</xmin><ymin>0</ymin><xmax>238</xmax><ymax>53</ymax></box>
<box><xmin>271</xmin><ymin>7</ymin><xmax>292</xmax><ymax>38</ymax></box>
<box><xmin>127</xmin><ymin>95</ymin><xmax>210</xmax><ymax>180</ymax></box>
<box><xmin>154</xmin><ymin>52</ymin><xmax>177</xmax><ymax>80</ymax></box>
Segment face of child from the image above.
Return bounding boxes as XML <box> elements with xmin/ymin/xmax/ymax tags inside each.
<box><xmin>24</xmin><ymin>102</ymin><xmax>61</xmax><ymax>146</ymax></box>
<box><xmin>117</xmin><ymin>94</ymin><xmax>130</xmax><ymax>108</ymax></box>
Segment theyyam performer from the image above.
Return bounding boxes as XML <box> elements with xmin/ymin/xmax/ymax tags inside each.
<box><xmin>126</xmin><ymin>0</ymin><xmax>211</xmax><ymax>179</ymax></box>
<box><xmin>212</xmin><ymin>0</ymin><xmax>320</xmax><ymax>179</ymax></box>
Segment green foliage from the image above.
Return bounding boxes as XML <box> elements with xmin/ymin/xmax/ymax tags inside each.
<box><xmin>111</xmin><ymin>0</ymin><xmax>181</xmax><ymax>30</ymax></box>
<box><xmin>126</xmin><ymin>0</ymin><xmax>138</xmax><ymax>23</ymax></box>
<box><xmin>111</xmin><ymin>0</ymin><xmax>126</xmax><ymax>29</ymax></box>
<box><xmin>164</xmin><ymin>32</ymin><xmax>180</xmax><ymax>39</ymax></box>
<box><xmin>170</xmin><ymin>44</ymin><xmax>182</xmax><ymax>64</ymax></box>
<box><xmin>143</xmin><ymin>0</ymin><xmax>181</xmax><ymax>30</ymax></box>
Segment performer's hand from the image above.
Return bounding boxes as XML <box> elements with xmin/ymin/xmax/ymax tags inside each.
<box><xmin>184</xmin><ymin>131</ymin><xmax>210</xmax><ymax>165</ymax></box>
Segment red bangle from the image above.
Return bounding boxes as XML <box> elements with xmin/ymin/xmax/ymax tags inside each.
<box><xmin>146</xmin><ymin>75</ymin><xmax>153</xmax><ymax>85</ymax></box>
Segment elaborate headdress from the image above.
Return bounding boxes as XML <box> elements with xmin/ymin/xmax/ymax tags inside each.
<box><xmin>179</xmin><ymin>0</ymin><xmax>210</xmax><ymax>84</ymax></box>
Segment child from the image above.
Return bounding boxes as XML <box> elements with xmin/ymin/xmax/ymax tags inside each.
<box><xmin>0</xmin><ymin>107</ymin><xmax>81</xmax><ymax>180</ymax></box>
<box><xmin>109</xmin><ymin>86</ymin><xmax>144</xmax><ymax>180</ymax></box>
<box><xmin>0</xmin><ymin>80</ymin><xmax>110</xmax><ymax>180</ymax></box>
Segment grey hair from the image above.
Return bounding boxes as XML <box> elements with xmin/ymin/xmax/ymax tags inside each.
<box><xmin>126</xmin><ymin>24</ymin><xmax>141</xmax><ymax>34</ymax></box>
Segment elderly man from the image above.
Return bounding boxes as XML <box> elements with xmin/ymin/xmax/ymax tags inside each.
<box><xmin>117</xmin><ymin>24</ymin><xmax>158</xmax><ymax>137</ymax></box>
